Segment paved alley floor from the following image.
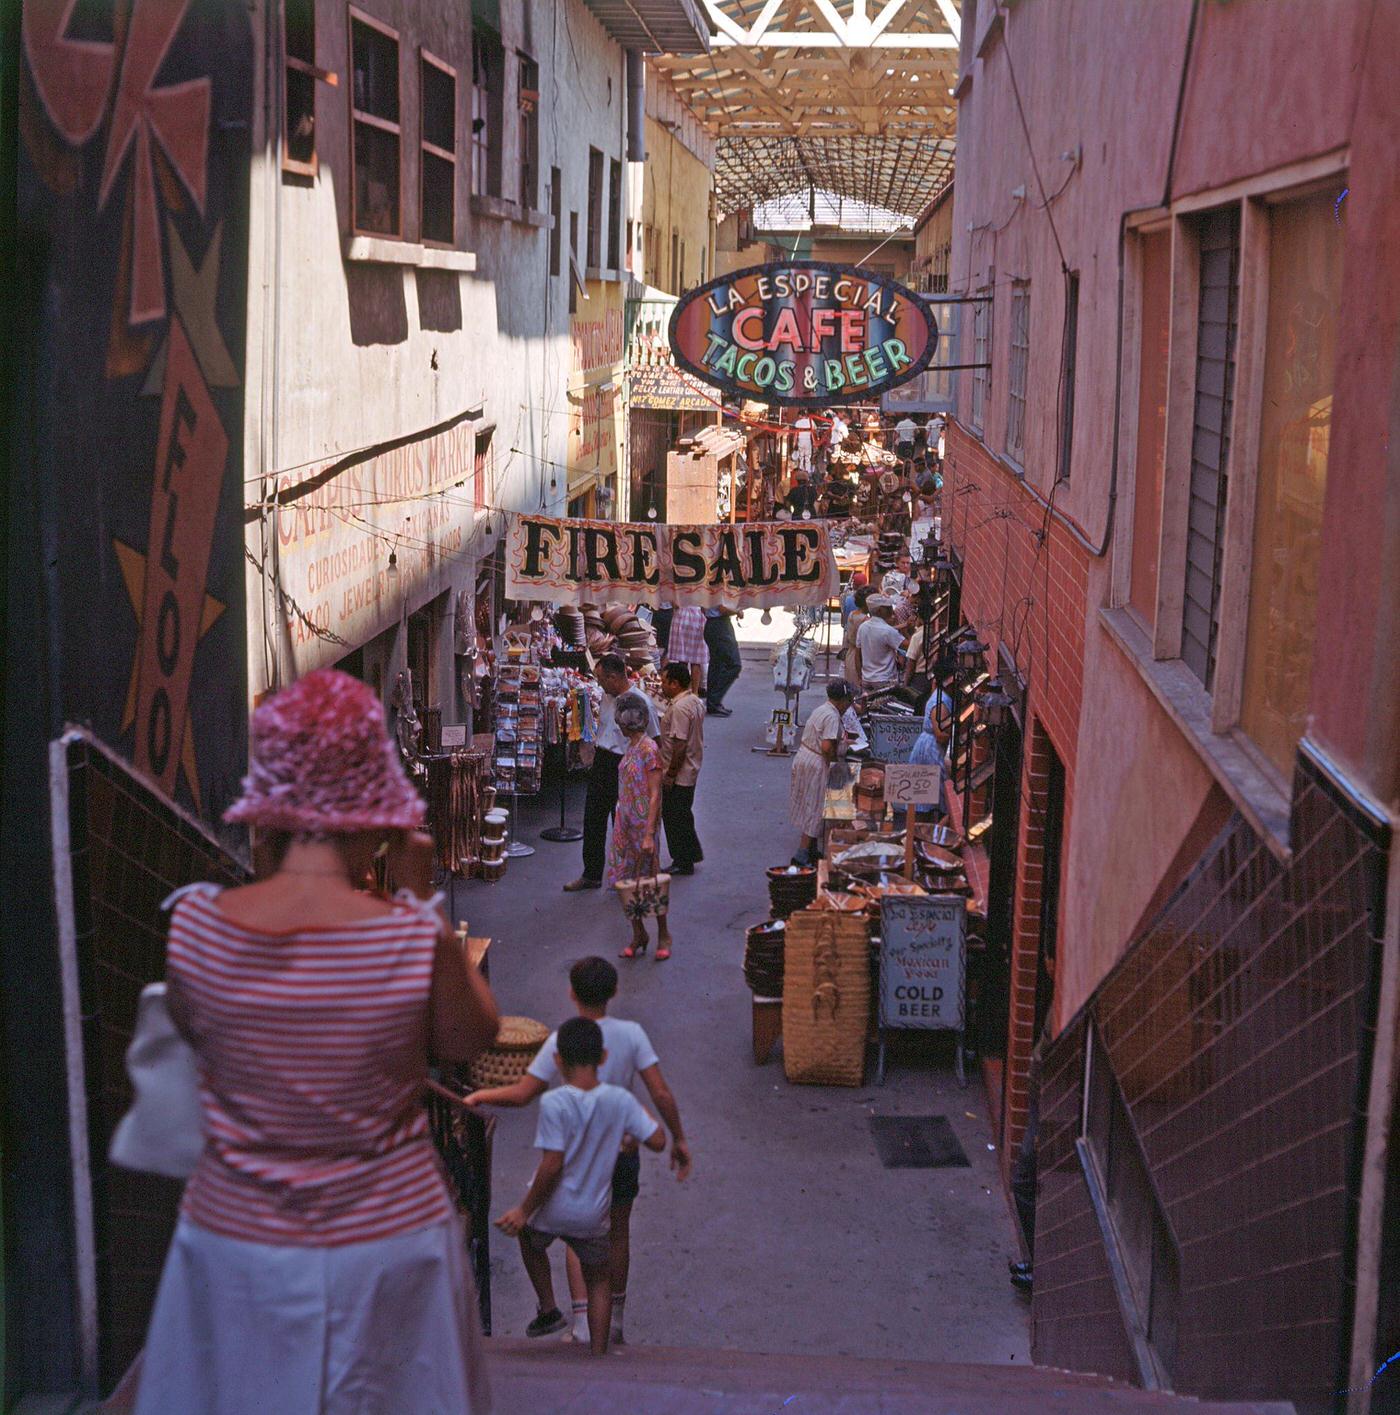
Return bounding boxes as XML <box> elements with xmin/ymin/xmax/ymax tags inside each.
<box><xmin>453</xmin><ymin>621</ymin><xmax>1031</xmax><ymax>1368</ymax></box>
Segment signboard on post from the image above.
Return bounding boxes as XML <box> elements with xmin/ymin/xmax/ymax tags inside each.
<box><xmin>878</xmin><ymin>894</ymin><xmax>968</xmax><ymax>1084</ymax></box>
<box><xmin>669</xmin><ymin>261</ymin><xmax>938</xmax><ymax>408</ymax></box>
<box><xmin>505</xmin><ymin>515</ymin><xmax>839</xmax><ymax>610</ymax></box>
<box><xmin>884</xmin><ymin>762</ymin><xmax>942</xmax><ymax>808</ymax></box>
<box><xmin>866</xmin><ymin>713</ymin><xmax>924</xmax><ymax>763</ymax></box>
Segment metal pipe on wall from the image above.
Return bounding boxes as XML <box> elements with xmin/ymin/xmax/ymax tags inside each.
<box><xmin>626</xmin><ymin>50</ymin><xmax>645</xmax><ymax>163</ymax></box>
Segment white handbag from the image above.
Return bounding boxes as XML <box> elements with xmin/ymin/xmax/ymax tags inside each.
<box><xmin>108</xmin><ymin>983</ymin><xmax>204</xmax><ymax>1179</ymax></box>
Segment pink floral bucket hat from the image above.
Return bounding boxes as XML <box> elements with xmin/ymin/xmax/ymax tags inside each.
<box><xmin>224</xmin><ymin>669</ymin><xmax>425</xmax><ymax>834</ymax></box>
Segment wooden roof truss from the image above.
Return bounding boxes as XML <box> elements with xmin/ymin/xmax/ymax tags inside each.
<box><xmin>654</xmin><ymin>0</ymin><xmax>961</xmax><ymax>218</ymax></box>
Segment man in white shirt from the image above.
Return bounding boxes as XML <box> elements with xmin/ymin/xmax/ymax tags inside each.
<box><xmin>467</xmin><ymin>956</ymin><xmax>690</xmax><ymax>1344</ymax></box>
<box><xmin>565</xmin><ymin>653</ymin><xmax>660</xmax><ymax>891</ymax></box>
<box><xmin>894</xmin><ymin>414</ymin><xmax>917</xmax><ymax>456</ymax></box>
<box><xmin>856</xmin><ymin>597</ymin><xmax>907</xmax><ymax>690</ymax></box>
<box><xmin>792</xmin><ymin>413</ymin><xmax>814</xmax><ymax>473</ymax></box>
<box><xmin>495</xmin><ymin>1017</ymin><xmax>664</xmax><ymax>1354</ymax></box>
<box><xmin>828</xmin><ymin>411</ymin><xmax>848</xmax><ymax>451</ymax></box>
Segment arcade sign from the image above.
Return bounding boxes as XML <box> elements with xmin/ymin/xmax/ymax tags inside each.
<box><xmin>669</xmin><ymin>260</ymin><xmax>938</xmax><ymax>408</ymax></box>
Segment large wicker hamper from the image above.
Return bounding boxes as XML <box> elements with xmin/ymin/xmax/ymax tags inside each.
<box><xmin>782</xmin><ymin>911</ymin><xmax>871</xmax><ymax>1086</ymax></box>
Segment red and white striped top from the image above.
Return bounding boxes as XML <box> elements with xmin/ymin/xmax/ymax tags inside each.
<box><xmin>165</xmin><ymin>884</ymin><xmax>454</xmax><ymax>1247</ymax></box>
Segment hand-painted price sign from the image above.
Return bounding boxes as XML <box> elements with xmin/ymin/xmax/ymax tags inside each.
<box><xmin>866</xmin><ymin>713</ymin><xmax>923</xmax><ymax>762</ymax></box>
<box><xmin>884</xmin><ymin>762</ymin><xmax>942</xmax><ymax>806</ymax></box>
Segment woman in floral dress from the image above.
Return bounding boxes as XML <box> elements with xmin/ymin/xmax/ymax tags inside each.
<box><xmin>608</xmin><ymin>695</ymin><xmax>672</xmax><ymax>960</ymax></box>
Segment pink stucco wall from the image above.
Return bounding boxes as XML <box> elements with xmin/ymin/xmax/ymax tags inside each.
<box><xmin>948</xmin><ymin>0</ymin><xmax>1392</xmax><ymax>1023</ymax></box>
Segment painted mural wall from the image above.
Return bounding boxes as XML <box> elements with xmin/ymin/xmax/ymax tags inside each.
<box><xmin>18</xmin><ymin>0</ymin><xmax>252</xmax><ymax>830</ymax></box>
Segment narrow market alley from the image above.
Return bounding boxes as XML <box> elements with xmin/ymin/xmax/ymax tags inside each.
<box><xmin>459</xmin><ymin>623</ymin><xmax>1032</xmax><ymax>1367</ymax></box>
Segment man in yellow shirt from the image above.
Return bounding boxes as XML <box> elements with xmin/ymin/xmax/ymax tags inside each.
<box><xmin>658</xmin><ymin>663</ymin><xmax>705</xmax><ymax>875</ymax></box>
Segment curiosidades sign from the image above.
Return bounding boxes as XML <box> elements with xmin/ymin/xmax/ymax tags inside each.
<box><xmin>669</xmin><ymin>260</ymin><xmax>938</xmax><ymax>408</ymax></box>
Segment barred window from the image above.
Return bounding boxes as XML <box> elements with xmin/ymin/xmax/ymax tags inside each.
<box><xmin>970</xmin><ymin>284</ymin><xmax>993</xmax><ymax>433</ymax></box>
<box><xmin>1006</xmin><ymin>281</ymin><xmax>1030</xmax><ymax>459</ymax></box>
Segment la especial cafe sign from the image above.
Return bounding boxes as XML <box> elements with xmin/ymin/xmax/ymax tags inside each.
<box><xmin>668</xmin><ymin>260</ymin><xmax>938</xmax><ymax>408</ymax></box>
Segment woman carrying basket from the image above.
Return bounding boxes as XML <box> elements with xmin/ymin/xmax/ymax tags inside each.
<box><xmin>134</xmin><ymin>669</ymin><xmax>500</xmax><ymax>1415</ymax></box>
<box><xmin>610</xmin><ymin>694</ymin><xmax>673</xmax><ymax>961</ymax></box>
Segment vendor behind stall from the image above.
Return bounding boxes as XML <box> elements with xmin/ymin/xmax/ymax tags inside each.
<box><xmin>789</xmin><ymin>680</ymin><xmax>856</xmax><ymax>867</ymax></box>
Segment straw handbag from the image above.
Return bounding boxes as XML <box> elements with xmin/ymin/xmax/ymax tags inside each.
<box><xmin>782</xmin><ymin>911</ymin><xmax>871</xmax><ymax>1087</ymax></box>
<box><xmin>614</xmin><ymin>854</ymin><xmax>670</xmax><ymax>920</ymax></box>
<box><xmin>467</xmin><ymin>1015</ymin><xmax>552</xmax><ymax>1090</ymax></box>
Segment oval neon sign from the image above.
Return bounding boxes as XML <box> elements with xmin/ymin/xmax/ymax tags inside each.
<box><xmin>669</xmin><ymin>260</ymin><xmax>937</xmax><ymax>408</ymax></box>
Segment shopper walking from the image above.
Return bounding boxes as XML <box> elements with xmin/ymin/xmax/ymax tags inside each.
<box><xmin>842</xmin><ymin>584</ymin><xmax>871</xmax><ymax>684</ymax></box>
<box><xmin>664</xmin><ymin>604</ymin><xmax>709</xmax><ymax>696</ymax></box>
<box><xmin>465</xmin><ymin>956</ymin><xmax>691</xmax><ymax>1347</ymax></box>
<box><xmin>788</xmin><ymin>680</ymin><xmax>855</xmax><ymax>866</ymax></box>
<box><xmin>565</xmin><ymin>654</ymin><xmax>660</xmax><ymax>893</ymax></box>
<box><xmin>609</xmin><ymin>696</ymin><xmax>673</xmax><ymax>960</ymax></box>
<box><xmin>658</xmin><ymin>663</ymin><xmax>705</xmax><ymax>874</ymax></box>
<box><xmin>493</xmin><ymin>1018</ymin><xmax>664</xmax><ymax>1355</ymax></box>
<box><xmin>134</xmin><ymin>669</ymin><xmax>500</xmax><ymax>1415</ymax></box>
<box><xmin>702</xmin><ymin>607</ymin><xmax>742</xmax><ymax>716</ymax></box>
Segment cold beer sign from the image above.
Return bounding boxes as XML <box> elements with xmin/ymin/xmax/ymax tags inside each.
<box><xmin>879</xmin><ymin>895</ymin><xmax>967</xmax><ymax>1031</ymax></box>
<box><xmin>669</xmin><ymin>260</ymin><xmax>938</xmax><ymax>408</ymax></box>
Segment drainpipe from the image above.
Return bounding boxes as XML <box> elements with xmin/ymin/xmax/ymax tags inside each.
<box><xmin>626</xmin><ymin>50</ymin><xmax>645</xmax><ymax>162</ymax></box>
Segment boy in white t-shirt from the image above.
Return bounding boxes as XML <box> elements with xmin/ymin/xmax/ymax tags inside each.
<box><xmin>467</xmin><ymin>957</ymin><xmax>691</xmax><ymax>1344</ymax></box>
<box><xmin>495</xmin><ymin>1016</ymin><xmax>664</xmax><ymax>1355</ymax></box>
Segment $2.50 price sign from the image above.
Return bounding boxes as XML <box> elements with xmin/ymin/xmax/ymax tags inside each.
<box><xmin>884</xmin><ymin>762</ymin><xmax>942</xmax><ymax>806</ymax></box>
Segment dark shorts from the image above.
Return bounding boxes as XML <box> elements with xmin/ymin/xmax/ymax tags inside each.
<box><xmin>521</xmin><ymin>1226</ymin><xmax>611</xmax><ymax>1270</ymax></box>
<box><xmin>611</xmin><ymin>1148</ymin><xmax>641</xmax><ymax>1205</ymax></box>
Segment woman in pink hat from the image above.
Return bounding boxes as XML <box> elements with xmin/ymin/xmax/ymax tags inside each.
<box><xmin>135</xmin><ymin>669</ymin><xmax>500</xmax><ymax>1415</ymax></box>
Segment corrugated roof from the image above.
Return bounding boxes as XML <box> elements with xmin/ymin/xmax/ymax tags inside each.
<box><xmin>580</xmin><ymin>0</ymin><xmax>711</xmax><ymax>56</ymax></box>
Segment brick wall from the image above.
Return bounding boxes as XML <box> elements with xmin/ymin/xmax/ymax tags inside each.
<box><xmin>944</xmin><ymin>420</ymin><xmax>1090</xmax><ymax>1165</ymax></box>
<box><xmin>1032</xmin><ymin>750</ymin><xmax>1391</xmax><ymax>1406</ymax></box>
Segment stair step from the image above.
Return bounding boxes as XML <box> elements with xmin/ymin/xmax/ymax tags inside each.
<box><xmin>485</xmin><ymin>1339</ymin><xmax>1295</xmax><ymax>1414</ymax></box>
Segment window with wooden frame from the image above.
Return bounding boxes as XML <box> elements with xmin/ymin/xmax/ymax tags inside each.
<box><xmin>1238</xmin><ymin>186</ymin><xmax>1343</xmax><ymax>776</ymax></box>
<box><xmin>586</xmin><ymin>148</ymin><xmax>604</xmax><ymax>268</ymax></box>
<box><xmin>970</xmin><ymin>282</ymin><xmax>992</xmax><ymax>433</ymax></box>
<box><xmin>283</xmin><ymin>0</ymin><xmax>319</xmax><ymax>175</ymax></box>
<box><xmin>518</xmin><ymin>54</ymin><xmax>539</xmax><ymax>210</ymax></box>
<box><xmin>471</xmin><ymin>22</ymin><xmax>503</xmax><ymax>197</ymax></box>
<box><xmin>568</xmin><ymin>211</ymin><xmax>580</xmax><ymax>315</ymax></box>
<box><xmin>548</xmin><ymin>166</ymin><xmax>562</xmax><ymax>277</ymax></box>
<box><xmin>1005</xmin><ymin>280</ymin><xmax>1030</xmax><ymax>460</ymax></box>
<box><xmin>607</xmin><ymin>158</ymin><xmax>622</xmax><ymax>270</ymax></box>
<box><xmin>1128</xmin><ymin>229</ymin><xmax>1171</xmax><ymax>627</ymax></box>
<box><xmin>350</xmin><ymin>13</ymin><xmax>401</xmax><ymax>237</ymax></box>
<box><xmin>1181</xmin><ymin>208</ymin><xmax>1241</xmax><ymax>690</ymax></box>
<box><xmin>419</xmin><ymin>53</ymin><xmax>455</xmax><ymax>245</ymax></box>
<box><xmin>1058</xmin><ymin>271</ymin><xmax>1080</xmax><ymax>481</ymax></box>
<box><xmin>474</xmin><ymin>425</ymin><xmax>494</xmax><ymax>509</ymax></box>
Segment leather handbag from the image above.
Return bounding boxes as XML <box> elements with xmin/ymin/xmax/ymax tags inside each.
<box><xmin>109</xmin><ymin>983</ymin><xmax>204</xmax><ymax>1179</ymax></box>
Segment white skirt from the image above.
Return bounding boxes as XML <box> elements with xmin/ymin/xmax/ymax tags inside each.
<box><xmin>135</xmin><ymin>1217</ymin><xmax>491</xmax><ymax>1415</ymax></box>
<box><xmin>789</xmin><ymin>745</ymin><xmax>831</xmax><ymax>836</ymax></box>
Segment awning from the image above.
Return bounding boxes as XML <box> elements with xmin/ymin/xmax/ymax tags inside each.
<box><xmin>580</xmin><ymin>0</ymin><xmax>710</xmax><ymax>56</ymax></box>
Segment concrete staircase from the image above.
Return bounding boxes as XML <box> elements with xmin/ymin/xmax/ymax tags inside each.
<box><xmin>486</xmin><ymin>1339</ymin><xmax>1295</xmax><ymax>1414</ymax></box>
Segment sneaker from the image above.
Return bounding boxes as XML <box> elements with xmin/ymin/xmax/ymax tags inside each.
<box><xmin>665</xmin><ymin>862</ymin><xmax>695</xmax><ymax>876</ymax></box>
<box><xmin>527</xmin><ymin>1308</ymin><xmax>568</xmax><ymax>1338</ymax></box>
<box><xmin>562</xmin><ymin>876</ymin><xmax>602</xmax><ymax>892</ymax></box>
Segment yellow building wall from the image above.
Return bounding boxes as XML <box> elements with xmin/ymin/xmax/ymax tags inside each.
<box><xmin>639</xmin><ymin>117</ymin><xmax>714</xmax><ymax>296</ymax></box>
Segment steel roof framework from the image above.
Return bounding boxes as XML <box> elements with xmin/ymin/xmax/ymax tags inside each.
<box><xmin>653</xmin><ymin>0</ymin><xmax>960</xmax><ymax>219</ymax></box>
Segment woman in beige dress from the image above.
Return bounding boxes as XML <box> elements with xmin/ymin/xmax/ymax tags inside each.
<box><xmin>788</xmin><ymin>680</ymin><xmax>856</xmax><ymax>866</ymax></box>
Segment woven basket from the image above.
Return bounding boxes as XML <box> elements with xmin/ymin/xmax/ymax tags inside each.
<box><xmin>467</xmin><ymin>1015</ymin><xmax>550</xmax><ymax>1089</ymax></box>
<box><xmin>782</xmin><ymin>911</ymin><xmax>871</xmax><ymax>1087</ymax></box>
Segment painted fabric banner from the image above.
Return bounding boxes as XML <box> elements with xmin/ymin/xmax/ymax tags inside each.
<box><xmin>506</xmin><ymin>516</ymin><xmax>839</xmax><ymax>610</ymax></box>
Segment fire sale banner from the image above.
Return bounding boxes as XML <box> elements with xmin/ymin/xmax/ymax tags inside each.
<box><xmin>506</xmin><ymin>515</ymin><xmax>840</xmax><ymax>610</ymax></box>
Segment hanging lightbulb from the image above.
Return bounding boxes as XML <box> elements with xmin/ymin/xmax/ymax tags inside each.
<box><xmin>646</xmin><ymin>503</ymin><xmax>658</xmax><ymax>520</ymax></box>
<box><xmin>761</xmin><ymin>608</ymin><xmax>773</xmax><ymax>625</ymax></box>
<box><xmin>387</xmin><ymin>549</ymin><xmax>399</xmax><ymax>577</ymax></box>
